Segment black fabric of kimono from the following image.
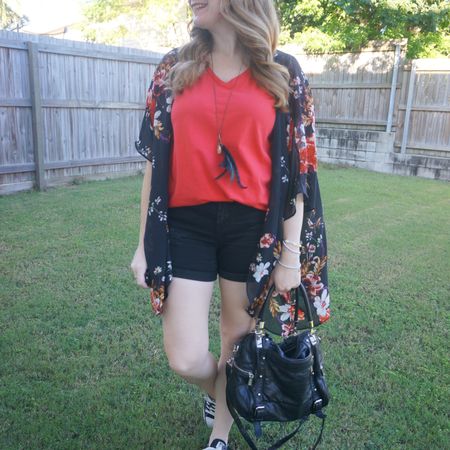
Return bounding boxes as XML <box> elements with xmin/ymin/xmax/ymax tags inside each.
<box><xmin>134</xmin><ymin>48</ymin><xmax>330</xmax><ymax>336</ymax></box>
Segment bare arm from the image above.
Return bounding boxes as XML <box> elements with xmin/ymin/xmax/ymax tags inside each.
<box><xmin>280</xmin><ymin>193</ymin><xmax>304</xmax><ymax>262</ymax></box>
<box><xmin>270</xmin><ymin>193</ymin><xmax>304</xmax><ymax>294</ymax></box>
<box><xmin>131</xmin><ymin>160</ymin><xmax>152</xmax><ymax>288</ymax></box>
<box><xmin>138</xmin><ymin>160</ymin><xmax>152</xmax><ymax>246</ymax></box>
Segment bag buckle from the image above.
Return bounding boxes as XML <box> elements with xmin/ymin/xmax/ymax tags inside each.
<box><xmin>256</xmin><ymin>334</ymin><xmax>263</xmax><ymax>348</ymax></box>
<box><xmin>255</xmin><ymin>320</ymin><xmax>265</xmax><ymax>334</ymax></box>
<box><xmin>312</xmin><ymin>399</ymin><xmax>323</xmax><ymax>412</ymax></box>
<box><xmin>255</xmin><ymin>321</ymin><xmax>265</xmax><ymax>348</ymax></box>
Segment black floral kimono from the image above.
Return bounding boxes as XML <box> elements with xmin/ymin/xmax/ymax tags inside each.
<box><xmin>135</xmin><ymin>48</ymin><xmax>330</xmax><ymax>336</ymax></box>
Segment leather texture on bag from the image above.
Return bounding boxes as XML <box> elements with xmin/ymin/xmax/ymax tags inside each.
<box><xmin>225</xmin><ymin>284</ymin><xmax>330</xmax><ymax>449</ymax></box>
<box><xmin>226</xmin><ymin>330</ymin><xmax>329</xmax><ymax>423</ymax></box>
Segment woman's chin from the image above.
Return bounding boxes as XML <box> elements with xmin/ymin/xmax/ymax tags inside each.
<box><xmin>193</xmin><ymin>18</ymin><xmax>210</xmax><ymax>29</ymax></box>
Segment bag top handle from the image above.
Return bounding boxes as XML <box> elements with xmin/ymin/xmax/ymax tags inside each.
<box><xmin>259</xmin><ymin>283</ymin><xmax>316</xmax><ymax>334</ymax></box>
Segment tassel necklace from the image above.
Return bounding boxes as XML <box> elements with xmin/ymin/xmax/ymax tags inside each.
<box><xmin>211</xmin><ymin>55</ymin><xmax>248</xmax><ymax>189</ymax></box>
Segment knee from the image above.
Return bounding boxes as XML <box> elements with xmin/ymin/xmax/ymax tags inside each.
<box><xmin>221</xmin><ymin>323</ymin><xmax>255</xmax><ymax>350</ymax></box>
<box><xmin>166</xmin><ymin>352</ymin><xmax>208</xmax><ymax>378</ymax></box>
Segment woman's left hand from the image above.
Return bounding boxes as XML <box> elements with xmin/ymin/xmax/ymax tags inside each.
<box><xmin>268</xmin><ymin>252</ymin><xmax>301</xmax><ymax>295</ymax></box>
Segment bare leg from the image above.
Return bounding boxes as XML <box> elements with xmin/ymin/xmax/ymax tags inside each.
<box><xmin>208</xmin><ymin>277</ymin><xmax>257</xmax><ymax>445</ymax></box>
<box><xmin>162</xmin><ymin>277</ymin><xmax>218</xmax><ymax>398</ymax></box>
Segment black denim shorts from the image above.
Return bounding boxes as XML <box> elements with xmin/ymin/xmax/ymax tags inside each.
<box><xmin>167</xmin><ymin>201</ymin><xmax>267</xmax><ymax>282</ymax></box>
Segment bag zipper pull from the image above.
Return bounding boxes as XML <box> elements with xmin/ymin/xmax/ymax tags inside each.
<box><xmin>248</xmin><ymin>373</ymin><xmax>254</xmax><ymax>386</ymax></box>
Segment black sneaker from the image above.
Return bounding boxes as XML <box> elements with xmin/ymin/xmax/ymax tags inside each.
<box><xmin>202</xmin><ymin>438</ymin><xmax>229</xmax><ymax>450</ymax></box>
<box><xmin>202</xmin><ymin>393</ymin><xmax>216</xmax><ymax>428</ymax></box>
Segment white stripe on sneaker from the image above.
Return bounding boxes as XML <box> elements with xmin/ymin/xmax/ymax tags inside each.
<box><xmin>202</xmin><ymin>393</ymin><xmax>216</xmax><ymax>428</ymax></box>
<box><xmin>202</xmin><ymin>438</ymin><xmax>229</xmax><ymax>449</ymax></box>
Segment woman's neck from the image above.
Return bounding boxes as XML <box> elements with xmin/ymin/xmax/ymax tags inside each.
<box><xmin>209</xmin><ymin>23</ymin><xmax>243</xmax><ymax>63</ymax></box>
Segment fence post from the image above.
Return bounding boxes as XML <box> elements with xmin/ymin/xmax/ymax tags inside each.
<box><xmin>386</xmin><ymin>43</ymin><xmax>401</xmax><ymax>132</ymax></box>
<box><xmin>400</xmin><ymin>60</ymin><xmax>416</xmax><ymax>154</ymax></box>
<box><xmin>27</xmin><ymin>41</ymin><xmax>46</xmax><ymax>191</ymax></box>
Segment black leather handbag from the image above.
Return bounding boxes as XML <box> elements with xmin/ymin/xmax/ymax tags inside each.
<box><xmin>226</xmin><ymin>283</ymin><xmax>330</xmax><ymax>450</ymax></box>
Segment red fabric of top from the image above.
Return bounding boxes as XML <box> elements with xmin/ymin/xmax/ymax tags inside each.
<box><xmin>169</xmin><ymin>66</ymin><xmax>276</xmax><ymax>211</ymax></box>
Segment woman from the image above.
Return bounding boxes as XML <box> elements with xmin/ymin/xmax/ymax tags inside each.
<box><xmin>130</xmin><ymin>1</ymin><xmax>330</xmax><ymax>449</ymax></box>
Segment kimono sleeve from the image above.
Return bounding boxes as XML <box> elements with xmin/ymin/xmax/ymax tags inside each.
<box><xmin>134</xmin><ymin>80</ymin><xmax>155</xmax><ymax>162</ymax></box>
<box><xmin>274</xmin><ymin>55</ymin><xmax>331</xmax><ymax>333</ymax></box>
<box><xmin>285</xmin><ymin>55</ymin><xmax>319</xmax><ymax>217</ymax></box>
<box><xmin>134</xmin><ymin>76</ymin><xmax>156</xmax><ymax>162</ymax></box>
<box><xmin>134</xmin><ymin>51</ymin><xmax>174</xmax><ymax>165</ymax></box>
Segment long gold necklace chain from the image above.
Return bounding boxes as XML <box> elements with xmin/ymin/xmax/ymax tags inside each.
<box><xmin>211</xmin><ymin>55</ymin><xmax>244</xmax><ymax>154</ymax></box>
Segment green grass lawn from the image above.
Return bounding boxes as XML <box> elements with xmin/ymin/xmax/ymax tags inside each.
<box><xmin>1</xmin><ymin>165</ymin><xmax>449</xmax><ymax>450</ymax></box>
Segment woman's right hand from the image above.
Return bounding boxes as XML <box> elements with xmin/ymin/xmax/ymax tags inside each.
<box><xmin>130</xmin><ymin>245</ymin><xmax>148</xmax><ymax>288</ymax></box>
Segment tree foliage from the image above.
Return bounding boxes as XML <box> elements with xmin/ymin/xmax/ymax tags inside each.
<box><xmin>79</xmin><ymin>0</ymin><xmax>449</xmax><ymax>57</ymax></box>
<box><xmin>0</xmin><ymin>0</ymin><xmax>28</xmax><ymax>31</ymax></box>
<box><xmin>80</xmin><ymin>0</ymin><xmax>190</xmax><ymax>48</ymax></box>
<box><xmin>275</xmin><ymin>0</ymin><xmax>450</xmax><ymax>57</ymax></box>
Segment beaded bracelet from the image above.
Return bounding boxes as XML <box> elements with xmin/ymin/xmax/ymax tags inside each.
<box><xmin>282</xmin><ymin>240</ymin><xmax>301</xmax><ymax>254</ymax></box>
<box><xmin>276</xmin><ymin>259</ymin><xmax>301</xmax><ymax>270</ymax></box>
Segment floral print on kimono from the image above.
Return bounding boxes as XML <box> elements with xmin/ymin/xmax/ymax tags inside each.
<box><xmin>135</xmin><ymin>48</ymin><xmax>331</xmax><ymax>336</ymax></box>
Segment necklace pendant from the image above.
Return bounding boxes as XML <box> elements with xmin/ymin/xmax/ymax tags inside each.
<box><xmin>217</xmin><ymin>134</ymin><xmax>222</xmax><ymax>154</ymax></box>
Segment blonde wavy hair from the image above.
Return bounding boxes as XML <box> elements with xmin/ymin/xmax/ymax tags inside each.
<box><xmin>167</xmin><ymin>0</ymin><xmax>291</xmax><ymax>110</ymax></box>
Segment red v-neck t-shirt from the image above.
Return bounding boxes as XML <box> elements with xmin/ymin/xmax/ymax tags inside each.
<box><xmin>168</xmin><ymin>66</ymin><xmax>276</xmax><ymax>211</ymax></box>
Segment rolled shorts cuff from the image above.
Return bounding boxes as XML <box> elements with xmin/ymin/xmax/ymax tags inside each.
<box><xmin>218</xmin><ymin>269</ymin><xmax>249</xmax><ymax>283</ymax></box>
<box><xmin>172</xmin><ymin>267</ymin><xmax>217</xmax><ymax>282</ymax></box>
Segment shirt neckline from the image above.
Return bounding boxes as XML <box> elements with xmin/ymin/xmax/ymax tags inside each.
<box><xmin>206</xmin><ymin>66</ymin><xmax>250</xmax><ymax>88</ymax></box>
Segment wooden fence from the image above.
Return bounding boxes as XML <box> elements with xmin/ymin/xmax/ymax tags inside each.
<box><xmin>0</xmin><ymin>32</ymin><xmax>449</xmax><ymax>194</ymax></box>
<box><xmin>0</xmin><ymin>30</ymin><xmax>161</xmax><ymax>194</ymax></box>
<box><xmin>397</xmin><ymin>59</ymin><xmax>450</xmax><ymax>158</ymax></box>
<box><xmin>291</xmin><ymin>41</ymin><xmax>404</xmax><ymax>132</ymax></box>
<box><xmin>292</xmin><ymin>41</ymin><xmax>449</xmax><ymax>177</ymax></box>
